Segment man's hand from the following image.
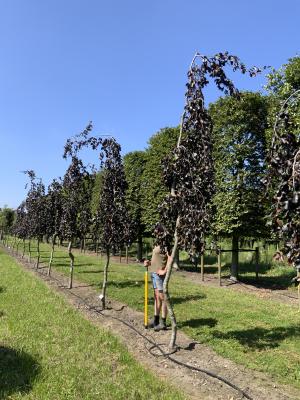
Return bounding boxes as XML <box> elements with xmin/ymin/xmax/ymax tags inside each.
<box><xmin>144</xmin><ymin>259</ymin><xmax>150</xmax><ymax>267</ymax></box>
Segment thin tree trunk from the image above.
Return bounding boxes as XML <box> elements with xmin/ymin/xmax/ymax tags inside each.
<box><xmin>48</xmin><ymin>234</ymin><xmax>57</xmax><ymax>276</ymax></box>
<box><xmin>83</xmin><ymin>237</ymin><xmax>86</xmax><ymax>254</ymax></box>
<box><xmin>22</xmin><ymin>238</ymin><xmax>25</xmax><ymax>258</ymax></box>
<box><xmin>173</xmin><ymin>248</ymin><xmax>180</xmax><ymax>270</ymax></box>
<box><xmin>16</xmin><ymin>239</ymin><xmax>20</xmax><ymax>255</ymax></box>
<box><xmin>28</xmin><ymin>239</ymin><xmax>31</xmax><ymax>263</ymax></box>
<box><xmin>126</xmin><ymin>245</ymin><xmax>129</xmax><ymax>264</ymax></box>
<box><xmin>36</xmin><ymin>238</ymin><xmax>40</xmax><ymax>269</ymax></box>
<box><xmin>137</xmin><ymin>235</ymin><xmax>143</xmax><ymax>262</ymax></box>
<box><xmin>100</xmin><ymin>247</ymin><xmax>110</xmax><ymax>309</ymax></box>
<box><xmin>230</xmin><ymin>233</ymin><xmax>239</xmax><ymax>281</ymax></box>
<box><xmin>12</xmin><ymin>235</ymin><xmax>17</xmax><ymax>252</ymax></box>
<box><xmin>163</xmin><ymin>216</ymin><xmax>180</xmax><ymax>350</ymax></box>
<box><xmin>68</xmin><ymin>241</ymin><xmax>75</xmax><ymax>289</ymax></box>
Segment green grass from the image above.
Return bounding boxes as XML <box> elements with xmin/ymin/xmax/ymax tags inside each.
<box><xmin>0</xmin><ymin>249</ymin><xmax>186</xmax><ymax>400</ymax></box>
<box><xmin>6</xmin><ymin>239</ymin><xmax>300</xmax><ymax>390</ymax></box>
<box><xmin>181</xmin><ymin>244</ymin><xmax>297</xmax><ymax>290</ymax></box>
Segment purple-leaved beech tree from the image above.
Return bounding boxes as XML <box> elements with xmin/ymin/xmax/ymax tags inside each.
<box><xmin>156</xmin><ymin>52</ymin><xmax>264</xmax><ymax>349</ymax></box>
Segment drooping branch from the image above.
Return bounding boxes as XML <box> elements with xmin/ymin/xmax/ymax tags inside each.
<box><xmin>266</xmin><ymin>89</ymin><xmax>300</xmax><ymax>265</ymax></box>
<box><xmin>156</xmin><ymin>51</ymin><xmax>264</xmax><ymax>350</ymax></box>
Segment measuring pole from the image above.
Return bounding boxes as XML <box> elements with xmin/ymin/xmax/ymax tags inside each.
<box><xmin>144</xmin><ymin>267</ymin><xmax>148</xmax><ymax>329</ymax></box>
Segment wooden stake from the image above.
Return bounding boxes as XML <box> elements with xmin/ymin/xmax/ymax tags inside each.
<box><xmin>255</xmin><ymin>247</ymin><xmax>259</xmax><ymax>280</ymax></box>
<box><xmin>218</xmin><ymin>250</ymin><xmax>221</xmax><ymax>286</ymax></box>
<box><xmin>144</xmin><ymin>268</ymin><xmax>148</xmax><ymax>329</ymax></box>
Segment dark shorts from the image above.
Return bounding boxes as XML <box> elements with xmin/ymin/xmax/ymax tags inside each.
<box><xmin>151</xmin><ymin>272</ymin><xmax>165</xmax><ymax>292</ymax></box>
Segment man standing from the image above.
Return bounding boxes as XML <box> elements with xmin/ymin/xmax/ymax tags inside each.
<box><xmin>144</xmin><ymin>245</ymin><xmax>169</xmax><ymax>331</ymax></box>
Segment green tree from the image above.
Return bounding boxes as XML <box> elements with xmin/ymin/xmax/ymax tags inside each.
<box><xmin>265</xmin><ymin>56</ymin><xmax>300</xmax><ymax>145</ymax></box>
<box><xmin>124</xmin><ymin>151</ymin><xmax>146</xmax><ymax>261</ymax></box>
<box><xmin>0</xmin><ymin>206</ymin><xmax>15</xmax><ymax>238</ymax></box>
<box><xmin>141</xmin><ymin>127</ymin><xmax>180</xmax><ymax>233</ymax></box>
<box><xmin>209</xmin><ymin>92</ymin><xmax>269</xmax><ymax>280</ymax></box>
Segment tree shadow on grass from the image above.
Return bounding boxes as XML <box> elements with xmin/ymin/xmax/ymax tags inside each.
<box><xmin>108</xmin><ymin>280</ymin><xmax>144</xmax><ymax>288</ymax></box>
<box><xmin>0</xmin><ymin>346</ymin><xmax>40</xmax><ymax>398</ymax></box>
<box><xmin>53</xmin><ymin>263</ymin><xmax>93</xmax><ymax>268</ymax></box>
<box><xmin>178</xmin><ymin>318</ymin><xmax>217</xmax><ymax>329</ymax></box>
<box><xmin>73</xmin><ymin>283</ymin><xmax>99</xmax><ymax>289</ymax></box>
<box><xmin>213</xmin><ymin>324</ymin><xmax>300</xmax><ymax>350</ymax></box>
<box><xmin>77</xmin><ymin>269</ymin><xmax>107</xmax><ymax>274</ymax></box>
<box><xmin>239</xmin><ymin>270</ymin><xmax>295</xmax><ymax>290</ymax></box>
<box><xmin>0</xmin><ymin>287</ymin><xmax>6</xmax><ymax>294</ymax></box>
<box><xmin>171</xmin><ymin>293</ymin><xmax>206</xmax><ymax>305</ymax></box>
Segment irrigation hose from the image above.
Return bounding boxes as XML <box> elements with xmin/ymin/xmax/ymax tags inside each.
<box><xmin>4</xmin><ymin>245</ymin><xmax>253</xmax><ymax>400</ymax></box>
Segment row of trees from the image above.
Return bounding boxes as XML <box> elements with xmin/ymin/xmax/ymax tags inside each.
<box><xmin>5</xmin><ymin>128</ymin><xmax>132</xmax><ymax>312</ymax></box>
<box><xmin>121</xmin><ymin>56</ymin><xmax>300</xmax><ymax>279</ymax></box>
<box><xmin>1</xmin><ymin>53</ymin><xmax>299</xmax><ymax>349</ymax></box>
<box><xmin>2</xmin><ymin>57</ymin><xmax>300</xmax><ymax>275</ymax></box>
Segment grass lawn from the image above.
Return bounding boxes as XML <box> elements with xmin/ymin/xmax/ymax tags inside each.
<box><xmin>180</xmin><ymin>244</ymin><xmax>297</xmax><ymax>290</ymax></box>
<box><xmin>5</xmin><ymin>239</ymin><xmax>300</xmax><ymax>390</ymax></box>
<box><xmin>0</xmin><ymin>249</ymin><xmax>185</xmax><ymax>400</ymax></box>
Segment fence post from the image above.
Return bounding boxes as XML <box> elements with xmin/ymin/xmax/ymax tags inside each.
<box><xmin>255</xmin><ymin>247</ymin><xmax>259</xmax><ymax>280</ymax></box>
<box><xmin>200</xmin><ymin>253</ymin><xmax>204</xmax><ymax>281</ymax></box>
<box><xmin>126</xmin><ymin>245</ymin><xmax>129</xmax><ymax>264</ymax></box>
<box><xmin>218</xmin><ymin>249</ymin><xmax>221</xmax><ymax>286</ymax></box>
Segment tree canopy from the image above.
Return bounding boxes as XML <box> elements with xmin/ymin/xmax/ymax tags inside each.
<box><xmin>209</xmin><ymin>92</ymin><xmax>269</xmax><ymax>239</ymax></box>
<box><xmin>140</xmin><ymin>127</ymin><xmax>180</xmax><ymax>233</ymax></box>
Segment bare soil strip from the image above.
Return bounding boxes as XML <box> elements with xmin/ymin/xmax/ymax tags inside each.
<box><xmin>4</xmin><ymin>247</ymin><xmax>300</xmax><ymax>400</ymax></box>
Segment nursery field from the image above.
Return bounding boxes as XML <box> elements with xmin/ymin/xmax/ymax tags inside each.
<box><xmin>7</xmin><ymin>240</ymin><xmax>300</xmax><ymax>392</ymax></box>
<box><xmin>0</xmin><ymin>249</ymin><xmax>185</xmax><ymax>400</ymax></box>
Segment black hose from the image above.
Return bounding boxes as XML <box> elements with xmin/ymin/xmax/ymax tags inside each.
<box><xmin>5</xmin><ymin>246</ymin><xmax>253</xmax><ymax>400</ymax></box>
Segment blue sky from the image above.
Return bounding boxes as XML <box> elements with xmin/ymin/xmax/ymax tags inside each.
<box><xmin>0</xmin><ymin>0</ymin><xmax>299</xmax><ymax>208</ymax></box>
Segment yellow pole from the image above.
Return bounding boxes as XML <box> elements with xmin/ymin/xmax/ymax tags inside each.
<box><xmin>144</xmin><ymin>268</ymin><xmax>148</xmax><ymax>328</ymax></box>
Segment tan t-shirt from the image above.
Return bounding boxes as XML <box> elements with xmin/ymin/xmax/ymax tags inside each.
<box><xmin>148</xmin><ymin>245</ymin><xmax>168</xmax><ymax>273</ymax></box>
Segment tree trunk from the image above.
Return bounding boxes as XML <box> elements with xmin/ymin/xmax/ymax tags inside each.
<box><xmin>68</xmin><ymin>241</ymin><xmax>75</xmax><ymax>289</ymax></box>
<box><xmin>12</xmin><ymin>235</ymin><xmax>17</xmax><ymax>252</ymax></box>
<box><xmin>36</xmin><ymin>238</ymin><xmax>40</xmax><ymax>269</ymax></box>
<box><xmin>28</xmin><ymin>239</ymin><xmax>31</xmax><ymax>263</ymax></box>
<box><xmin>16</xmin><ymin>239</ymin><xmax>20</xmax><ymax>255</ymax></box>
<box><xmin>100</xmin><ymin>247</ymin><xmax>110</xmax><ymax>309</ymax></box>
<box><xmin>163</xmin><ymin>216</ymin><xmax>180</xmax><ymax>350</ymax></box>
<box><xmin>126</xmin><ymin>245</ymin><xmax>129</xmax><ymax>264</ymax></box>
<box><xmin>22</xmin><ymin>238</ymin><xmax>25</xmax><ymax>258</ymax></box>
<box><xmin>230</xmin><ymin>234</ymin><xmax>239</xmax><ymax>281</ymax></box>
<box><xmin>173</xmin><ymin>248</ymin><xmax>180</xmax><ymax>270</ymax></box>
<box><xmin>48</xmin><ymin>234</ymin><xmax>57</xmax><ymax>276</ymax></box>
<box><xmin>137</xmin><ymin>235</ymin><xmax>143</xmax><ymax>262</ymax></box>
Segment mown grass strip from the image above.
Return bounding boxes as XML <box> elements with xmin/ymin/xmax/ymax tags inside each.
<box><xmin>0</xmin><ymin>249</ymin><xmax>186</xmax><ymax>400</ymax></box>
<box><xmin>8</xmin><ymin>240</ymin><xmax>300</xmax><ymax>390</ymax></box>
